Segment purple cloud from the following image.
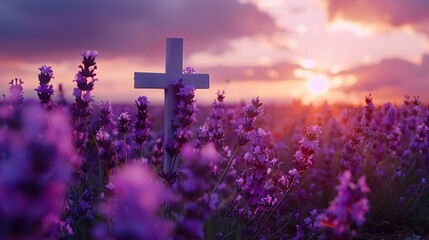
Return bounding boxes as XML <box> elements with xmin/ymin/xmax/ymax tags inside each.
<box><xmin>335</xmin><ymin>55</ymin><xmax>429</xmax><ymax>98</ymax></box>
<box><xmin>0</xmin><ymin>0</ymin><xmax>283</xmax><ymax>62</ymax></box>
<box><xmin>320</xmin><ymin>0</ymin><xmax>429</xmax><ymax>35</ymax></box>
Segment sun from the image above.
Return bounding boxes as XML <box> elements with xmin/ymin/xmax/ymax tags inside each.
<box><xmin>307</xmin><ymin>75</ymin><xmax>330</xmax><ymax>95</ymax></box>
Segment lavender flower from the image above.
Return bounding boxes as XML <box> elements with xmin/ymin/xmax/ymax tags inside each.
<box><xmin>409</xmin><ymin>123</ymin><xmax>429</xmax><ymax>154</ymax></box>
<box><xmin>96</xmin><ymin>128</ymin><xmax>117</xmax><ymax>171</ymax></box>
<box><xmin>71</xmin><ymin>50</ymin><xmax>98</xmax><ymax>154</ymax></box>
<box><xmin>98</xmin><ymin>101</ymin><xmax>114</xmax><ymax>130</ymax></box>
<box><xmin>38</xmin><ymin>65</ymin><xmax>54</xmax><ymax>83</ymax></box>
<box><xmin>359</xmin><ymin>94</ymin><xmax>376</xmax><ymax>138</ymax></box>
<box><xmin>172</xmin><ymin>143</ymin><xmax>220</xmax><ymax>239</ymax></box>
<box><xmin>196</xmin><ymin>90</ymin><xmax>226</xmax><ymax>151</ymax></box>
<box><xmin>8</xmin><ymin>78</ymin><xmax>24</xmax><ymax>109</ymax></box>
<box><xmin>293</xmin><ymin>125</ymin><xmax>322</xmax><ymax>172</ymax></box>
<box><xmin>161</xmin><ymin>80</ymin><xmax>198</xmax><ymax>183</ymax></box>
<box><xmin>182</xmin><ymin>66</ymin><xmax>196</xmax><ymax>74</ymax></box>
<box><xmin>35</xmin><ymin>65</ymin><xmax>55</xmax><ymax>111</ymax></box>
<box><xmin>134</xmin><ymin>96</ymin><xmax>151</xmax><ymax>146</ymax></box>
<box><xmin>75</xmin><ymin>50</ymin><xmax>98</xmax><ymax>91</ymax></box>
<box><xmin>0</xmin><ymin>102</ymin><xmax>75</xmax><ymax>239</ymax></box>
<box><xmin>117</xmin><ymin>112</ymin><xmax>131</xmax><ymax>135</ymax></box>
<box><xmin>244</xmin><ymin>123</ymin><xmax>321</xmax><ymax>239</ymax></box>
<box><xmin>151</xmin><ymin>138</ymin><xmax>164</xmax><ymax>167</ymax></box>
<box><xmin>74</xmin><ymin>73</ymin><xmax>96</xmax><ymax>92</ymax></box>
<box><xmin>115</xmin><ymin>112</ymin><xmax>131</xmax><ymax>166</ymax></box>
<box><xmin>317</xmin><ymin>170</ymin><xmax>370</xmax><ymax>239</ymax></box>
<box><xmin>96</xmin><ymin>164</ymin><xmax>172</xmax><ymax>240</ymax></box>
<box><xmin>235</xmin><ymin>97</ymin><xmax>264</xmax><ymax>146</ymax></box>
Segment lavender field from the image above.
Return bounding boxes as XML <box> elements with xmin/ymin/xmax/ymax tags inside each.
<box><xmin>0</xmin><ymin>51</ymin><xmax>428</xmax><ymax>240</ymax></box>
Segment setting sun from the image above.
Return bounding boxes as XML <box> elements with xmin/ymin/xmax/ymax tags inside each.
<box><xmin>308</xmin><ymin>75</ymin><xmax>330</xmax><ymax>95</ymax></box>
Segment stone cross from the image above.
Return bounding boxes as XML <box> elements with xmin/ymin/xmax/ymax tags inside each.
<box><xmin>134</xmin><ymin>38</ymin><xmax>210</xmax><ymax>173</ymax></box>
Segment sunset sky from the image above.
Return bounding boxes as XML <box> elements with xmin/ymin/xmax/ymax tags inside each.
<box><xmin>1</xmin><ymin>0</ymin><xmax>429</xmax><ymax>105</ymax></box>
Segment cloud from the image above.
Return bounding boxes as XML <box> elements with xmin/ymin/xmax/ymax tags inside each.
<box><xmin>0</xmin><ymin>0</ymin><xmax>283</xmax><ymax>62</ymax></box>
<box><xmin>199</xmin><ymin>61</ymin><xmax>301</xmax><ymax>83</ymax></box>
<box><xmin>320</xmin><ymin>0</ymin><xmax>429</xmax><ymax>35</ymax></box>
<box><xmin>334</xmin><ymin>55</ymin><xmax>429</xmax><ymax>100</ymax></box>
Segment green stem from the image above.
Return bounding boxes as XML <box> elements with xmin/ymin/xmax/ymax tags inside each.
<box><xmin>212</xmin><ymin>145</ymin><xmax>240</xmax><ymax>193</ymax></box>
<box><xmin>46</xmin><ymin>111</ymin><xmax>52</xmax><ymax>130</ymax></box>
<box><xmin>307</xmin><ymin>232</ymin><xmax>315</xmax><ymax>240</ymax></box>
<box><xmin>219</xmin><ymin>219</ymin><xmax>241</xmax><ymax>239</ymax></box>
<box><xmin>221</xmin><ymin>212</ymin><xmax>263</xmax><ymax>240</ymax></box>
<box><xmin>124</xmin><ymin>133</ymin><xmax>128</xmax><ymax>165</ymax></box>
<box><xmin>88</xmin><ymin>124</ymin><xmax>103</xmax><ymax>192</ymax></box>
<box><xmin>140</xmin><ymin>144</ymin><xmax>144</xmax><ymax>161</ymax></box>
<box><xmin>266</xmin><ymin>218</ymin><xmax>292</xmax><ymax>239</ymax></box>
<box><xmin>252</xmin><ymin>173</ymin><xmax>299</xmax><ymax>240</ymax></box>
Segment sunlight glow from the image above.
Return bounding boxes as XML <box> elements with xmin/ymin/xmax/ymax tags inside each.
<box><xmin>300</xmin><ymin>59</ymin><xmax>315</xmax><ymax>69</ymax></box>
<box><xmin>328</xmin><ymin>20</ymin><xmax>374</xmax><ymax>37</ymax></box>
<box><xmin>308</xmin><ymin>75</ymin><xmax>330</xmax><ymax>95</ymax></box>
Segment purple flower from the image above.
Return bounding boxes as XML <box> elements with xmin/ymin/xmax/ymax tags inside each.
<box><xmin>165</xmin><ymin>138</ymin><xmax>179</xmax><ymax>156</ymax></box>
<box><xmin>117</xmin><ymin>112</ymin><xmax>131</xmax><ymax>134</ymax></box>
<box><xmin>34</xmin><ymin>84</ymin><xmax>55</xmax><ymax>108</ymax></box>
<box><xmin>163</xmin><ymin>80</ymin><xmax>198</xmax><ymax>168</ymax></box>
<box><xmin>134</xmin><ymin>96</ymin><xmax>151</xmax><ymax>145</ymax></box>
<box><xmin>97</xmin><ymin>164</ymin><xmax>172</xmax><ymax>240</ymax></box>
<box><xmin>0</xmin><ymin>103</ymin><xmax>75</xmax><ymax>238</ymax></box>
<box><xmin>151</xmin><ymin>138</ymin><xmax>164</xmax><ymax>167</ymax></box>
<box><xmin>71</xmin><ymin>50</ymin><xmax>98</xmax><ymax>153</ymax></box>
<box><xmin>81</xmin><ymin>50</ymin><xmax>98</xmax><ymax>59</ymax></box>
<box><xmin>38</xmin><ymin>65</ymin><xmax>54</xmax><ymax>84</ymax></box>
<box><xmin>96</xmin><ymin>128</ymin><xmax>117</xmax><ymax>171</ymax></box>
<box><xmin>244</xmin><ymin>96</ymin><xmax>263</xmax><ymax>119</ymax></box>
<box><xmin>74</xmin><ymin>73</ymin><xmax>97</xmax><ymax>92</ymax></box>
<box><xmin>292</xmin><ymin>225</ymin><xmax>304</xmax><ymax>240</ymax></box>
<box><xmin>8</xmin><ymin>78</ymin><xmax>25</xmax><ymax>109</ymax></box>
<box><xmin>171</xmin><ymin>143</ymin><xmax>221</xmax><ymax>239</ymax></box>
<box><xmin>98</xmin><ymin>101</ymin><xmax>114</xmax><ymax>129</ymax></box>
<box><xmin>293</xmin><ymin>125</ymin><xmax>322</xmax><ymax>172</ymax></box>
<box><xmin>182</xmin><ymin>66</ymin><xmax>196</xmax><ymax>74</ymax></box>
<box><xmin>196</xmin><ymin>90</ymin><xmax>227</xmax><ymax>151</ymax></box>
<box><xmin>317</xmin><ymin>170</ymin><xmax>370</xmax><ymax>239</ymax></box>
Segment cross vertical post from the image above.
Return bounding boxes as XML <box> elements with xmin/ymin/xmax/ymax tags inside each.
<box><xmin>164</xmin><ymin>38</ymin><xmax>182</xmax><ymax>173</ymax></box>
<box><xmin>134</xmin><ymin>38</ymin><xmax>210</xmax><ymax>174</ymax></box>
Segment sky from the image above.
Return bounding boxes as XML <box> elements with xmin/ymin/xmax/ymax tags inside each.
<box><xmin>1</xmin><ymin>0</ymin><xmax>429</xmax><ymax>105</ymax></box>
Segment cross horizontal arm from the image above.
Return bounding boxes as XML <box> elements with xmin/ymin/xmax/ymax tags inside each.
<box><xmin>134</xmin><ymin>73</ymin><xmax>170</xmax><ymax>89</ymax></box>
<box><xmin>134</xmin><ymin>72</ymin><xmax>210</xmax><ymax>89</ymax></box>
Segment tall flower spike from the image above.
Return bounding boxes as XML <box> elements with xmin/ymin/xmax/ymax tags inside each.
<box><xmin>235</xmin><ymin>96</ymin><xmax>264</xmax><ymax>147</ymax></box>
<box><xmin>293</xmin><ymin>125</ymin><xmax>322</xmax><ymax>172</ymax></box>
<box><xmin>71</xmin><ymin>50</ymin><xmax>98</xmax><ymax>154</ymax></box>
<box><xmin>117</xmin><ymin>112</ymin><xmax>131</xmax><ymax>135</ymax></box>
<box><xmin>98</xmin><ymin>101</ymin><xmax>114</xmax><ymax>130</ymax></box>
<box><xmin>74</xmin><ymin>50</ymin><xmax>98</xmax><ymax>92</ymax></box>
<box><xmin>38</xmin><ymin>65</ymin><xmax>54</xmax><ymax>84</ymax></box>
<box><xmin>172</xmin><ymin>80</ymin><xmax>197</xmax><ymax>147</ymax></box>
<box><xmin>79</xmin><ymin>50</ymin><xmax>98</xmax><ymax>79</ymax></box>
<box><xmin>134</xmin><ymin>96</ymin><xmax>151</xmax><ymax>146</ymax></box>
<box><xmin>8</xmin><ymin>78</ymin><xmax>25</xmax><ymax>109</ymax></box>
<box><xmin>35</xmin><ymin>65</ymin><xmax>55</xmax><ymax>110</ymax></box>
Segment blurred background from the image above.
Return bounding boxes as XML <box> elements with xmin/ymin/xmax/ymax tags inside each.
<box><xmin>1</xmin><ymin>0</ymin><xmax>428</xmax><ymax>105</ymax></box>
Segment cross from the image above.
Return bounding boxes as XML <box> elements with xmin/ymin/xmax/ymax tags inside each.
<box><xmin>134</xmin><ymin>38</ymin><xmax>210</xmax><ymax>173</ymax></box>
